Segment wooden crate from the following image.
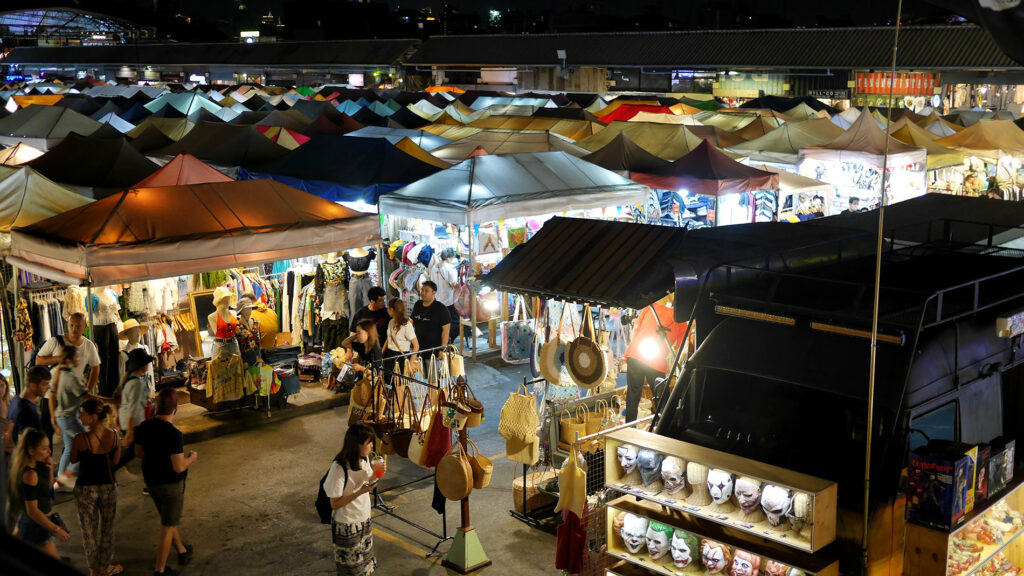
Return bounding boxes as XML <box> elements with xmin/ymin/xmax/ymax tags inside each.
<box><xmin>604</xmin><ymin>427</ymin><xmax>837</xmax><ymax>553</ymax></box>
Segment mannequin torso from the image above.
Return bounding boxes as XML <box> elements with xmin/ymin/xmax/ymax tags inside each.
<box><xmin>209</xmin><ymin>306</ymin><xmax>238</xmax><ymax>339</ymax></box>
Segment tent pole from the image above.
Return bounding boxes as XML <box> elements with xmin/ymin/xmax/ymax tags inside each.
<box><xmin>9</xmin><ymin>263</ymin><xmax>21</xmax><ymax>392</ymax></box>
<box><xmin>467</xmin><ymin>217</ymin><xmax>476</xmax><ymax>362</ymax></box>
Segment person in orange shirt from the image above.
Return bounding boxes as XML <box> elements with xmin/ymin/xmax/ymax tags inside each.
<box><xmin>623</xmin><ymin>300</ymin><xmax>688</xmax><ymax>422</ymax></box>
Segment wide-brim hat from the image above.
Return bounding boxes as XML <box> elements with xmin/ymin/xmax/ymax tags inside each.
<box><xmin>539</xmin><ymin>335</ymin><xmax>570</xmax><ymax>385</ymax></box>
<box><xmin>118</xmin><ymin>318</ymin><xmax>149</xmax><ymax>339</ymax></box>
<box><xmin>213</xmin><ymin>286</ymin><xmax>236</xmax><ymax>308</ymax></box>
<box><xmin>567</xmin><ymin>335</ymin><xmax>607</xmax><ymax>390</ymax></box>
<box><xmin>124</xmin><ymin>347</ymin><xmax>156</xmax><ymax>374</ymax></box>
<box><xmin>236</xmin><ymin>296</ymin><xmax>254</xmax><ymax>313</ymax></box>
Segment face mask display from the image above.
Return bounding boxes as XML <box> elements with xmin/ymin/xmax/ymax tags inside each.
<box><xmin>761</xmin><ymin>484</ymin><xmax>795</xmax><ymax>527</ymax></box>
<box><xmin>638</xmin><ymin>449</ymin><xmax>665</xmax><ymax>487</ymax></box>
<box><xmin>700</xmin><ymin>540</ymin><xmax>731</xmax><ymax>574</ymax></box>
<box><xmin>646</xmin><ymin>523</ymin><xmax>673</xmax><ymax>560</ymax></box>
<box><xmin>617</xmin><ymin>444</ymin><xmax>639</xmax><ymax>475</ymax></box>
<box><xmin>734</xmin><ymin>477</ymin><xmax>762</xmax><ymax>514</ymax></box>
<box><xmin>620</xmin><ymin>513</ymin><xmax>649</xmax><ymax>554</ymax></box>
<box><xmin>671</xmin><ymin>531</ymin><xmax>699</xmax><ymax>569</ymax></box>
<box><xmin>661</xmin><ymin>457</ymin><xmax>687</xmax><ymax>495</ymax></box>
<box><xmin>706</xmin><ymin>468</ymin><xmax>734</xmax><ymax>505</ymax></box>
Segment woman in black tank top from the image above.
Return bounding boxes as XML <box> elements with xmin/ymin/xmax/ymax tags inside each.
<box><xmin>70</xmin><ymin>399</ymin><xmax>122</xmax><ymax>576</ymax></box>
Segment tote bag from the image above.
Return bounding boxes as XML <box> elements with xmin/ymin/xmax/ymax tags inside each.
<box><xmin>500</xmin><ymin>296</ymin><xmax>534</xmax><ymax>364</ymax></box>
<box><xmin>423</xmin><ymin>389</ymin><xmax>452</xmax><ymax>468</ymax></box>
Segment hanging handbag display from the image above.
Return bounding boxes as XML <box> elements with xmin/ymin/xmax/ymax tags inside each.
<box><xmin>465</xmin><ymin>439</ymin><xmax>493</xmax><ymax>489</ymax></box>
<box><xmin>559</xmin><ymin>407</ymin><xmax>587</xmax><ymax>449</ymax></box>
<box><xmin>423</xmin><ymin>389</ymin><xmax>452</xmax><ymax>468</ymax></box>
<box><xmin>448</xmin><ymin>348</ymin><xmax>466</xmax><ymax>378</ymax></box>
<box><xmin>460</xmin><ymin>379</ymin><xmax>484</xmax><ymax>428</ymax></box>
<box><xmin>383</xmin><ymin>388</ymin><xmax>416</xmax><ymax>458</ymax></box>
<box><xmin>437</xmin><ymin>442</ymin><xmax>474</xmax><ymax>501</ymax></box>
<box><xmin>498</xmin><ymin>384</ymin><xmax>539</xmax><ymax>442</ymax></box>
<box><xmin>566</xmin><ymin>305</ymin><xmax>607</xmax><ymax>390</ymax></box>
<box><xmin>553</xmin><ymin>445</ymin><xmax>587</xmax><ymax>518</ymax></box>
<box><xmin>529</xmin><ymin>299</ymin><xmax>544</xmax><ymax>379</ymax></box>
<box><xmin>500</xmin><ymin>296</ymin><xmax>534</xmax><ymax>365</ymax></box>
<box><xmin>407</xmin><ymin>392</ymin><xmax>433</xmax><ymax>467</ymax></box>
<box><xmin>540</xmin><ymin>302</ymin><xmax>579</xmax><ymax>401</ymax></box>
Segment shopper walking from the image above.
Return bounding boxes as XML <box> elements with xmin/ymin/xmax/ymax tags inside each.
<box><xmin>8</xmin><ymin>366</ymin><xmax>51</xmax><ymax>445</ymax></box>
<box><xmin>383</xmin><ymin>299</ymin><xmax>419</xmax><ymax>375</ymax></box>
<box><xmin>8</xmin><ymin>428</ymin><xmax>71</xmax><ymax>558</ymax></box>
<box><xmin>53</xmin><ymin>344</ymin><xmax>96</xmax><ymax>491</ymax></box>
<box><xmin>119</xmin><ymin>349</ymin><xmax>156</xmax><ymax>450</ymax></box>
<box><xmin>70</xmin><ymin>399</ymin><xmax>122</xmax><ymax>576</ymax></box>
<box><xmin>411</xmin><ymin>281</ymin><xmax>451</xmax><ymax>359</ymax></box>
<box><xmin>134</xmin><ymin>388</ymin><xmax>196</xmax><ymax>576</ymax></box>
<box><xmin>325</xmin><ymin>422</ymin><xmax>383</xmax><ymax>576</ymax></box>
<box><xmin>35</xmin><ymin>312</ymin><xmax>101</xmax><ymax>446</ymax></box>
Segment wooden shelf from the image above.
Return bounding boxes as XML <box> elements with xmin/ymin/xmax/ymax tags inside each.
<box><xmin>605</xmin><ymin>427</ymin><xmax>837</xmax><ymax>553</ymax></box>
<box><xmin>906</xmin><ymin>477</ymin><xmax>1024</xmax><ymax>576</ymax></box>
<box><xmin>606</xmin><ymin>496</ymin><xmax>839</xmax><ymax>576</ymax></box>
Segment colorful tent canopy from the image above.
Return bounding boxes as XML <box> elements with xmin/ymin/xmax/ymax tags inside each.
<box><xmin>0</xmin><ymin>105</ymin><xmax>102</xmax><ymax>150</ymax></box>
<box><xmin>598</xmin><ymin>105</ymin><xmax>675</xmax><ymax>124</ymax></box>
<box><xmin>27</xmin><ymin>133</ymin><xmax>160</xmax><ymax>189</ymax></box>
<box><xmin>378</xmin><ymin>151</ymin><xmax>649</xmax><ymax>226</ymax></box>
<box><xmin>9</xmin><ymin>179</ymin><xmax>382</xmax><ymax>285</ymax></box>
<box><xmin>345</xmin><ymin>126</ymin><xmax>452</xmax><ymax>151</ymax></box>
<box><xmin>888</xmin><ymin>118</ymin><xmax>964</xmax><ymax>170</ymax></box>
<box><xmin>576</xmin><ymin>122</ymin><xmax>706</xmax><ymax>161</ymax></box>
<box><xmin>581</xmin><ymin>132</ymin><xmax>671</xmax><ymax>174</ymax></box>
<box><xmin>817</xmin><ymin>110</ymin><xmax>925</xmax><ymax>156</ymax></box>
<box><xmin>152</xmin><ymin>122</ymin><xmax>290</xmax><ymax>167</ymax></box>
<box><xmin>466</xmin><ymin>116</ymin><xmax>602</xmax><ymax>141</ymax></box>
<box><xmin>0</xmin><ymin>142</ymin><xmax>44</xmax><ymax>166</ymax></box>
<box><xmin>726</xmin><ymin>118</ymin><xmax>845</xmax><ymax>166</ymax></box>
<box><xmin>917</xmin><ymin>112</ymin><xmax>964</xmax><ymax>138</ymax></box>
<box><xmin>935</xmin><ymin>119</ymin><xmax>1024</xmax><ymax>162</ymax></box>
<box><xmin>126</xmin><ymin>117</ymin><xmax>194</xmax><ymax>141</ymax></box>
<box><xmin>631</xmin><ymin>140</ymin><xmax>779</xmax><ymax>196</ymax></box>
<box><xmin>132</xmin><ymin>153</ymin><xmax>233</xmax><ymax>188</ymax></box>
<box><xmin>430</xmin><ymin>130</ymin><xmax>588</xmax><ymax>162</ymax></box>
<box><xmin>0</xmin><ymin>166</ymin><xmax>92</xmax><ymax>234</ymax></box>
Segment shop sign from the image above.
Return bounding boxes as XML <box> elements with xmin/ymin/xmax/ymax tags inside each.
<box><xmin>808</xmin><ymin>89</ymin><xmax>849</xmax><ymax>99</ymax></box>
<box><xmin>855</xmin><ymin>72</ymin><xmax>939</xmax><ymax>95</ymax></box>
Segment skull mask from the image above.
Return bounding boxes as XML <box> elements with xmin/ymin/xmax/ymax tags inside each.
<box><xmin>620</xmin><ymin>513</ymin><xmax>649</xmax><ymax>554</ymax></box>
<box><xmin>761</xmin><ymin>484</ymin><xmax>794</xmax><ymax>526</ymax></box>
<box><xmin>645</xmin><ymin>522</ymin><xmax>673</xmax><ymax>560</ymax></box>
<box><xmin>734</xmin><ymin>477</ymin><xmax>762</xmax><ymax>514</ymax></box>
<box><xmin>617</xmin><ymin>444</ymin><xmax>639</xmax><ymax>475</ymax></box>
<box><xmin>638</xmin><ymin>449</ymin><xmax>665</xmax><ymax>486</ymax></box>
<box><xmin>661</xmin><ymin>457</ymin><xmax>687</xmax><ymax>495</ymax></box>
<box><xmin>671</xmin><ymin>531</ymin><xmax>699</xmax><ymax>569</ymax></box>
<box><xmin>706</xmin><ymin>468</ymin><xmax>734</xmax><ymax>505</ymax></box>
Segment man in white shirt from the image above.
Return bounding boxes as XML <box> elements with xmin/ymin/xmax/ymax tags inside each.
<box><xmin>36</xmin><ymin>312</ymin><xmax>101</xmax><ymax>390</ymax></box>
<box><xmin>429</xmin><ymin>248</ymin><xmax>460</xmax><ymax>344</ymax></box>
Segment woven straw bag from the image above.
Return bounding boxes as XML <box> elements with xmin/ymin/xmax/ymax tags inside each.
<box><xmin>559</xmin><ymin>407</ymin><xmax>587</xmax><ymax>449</ymax></box>
<box><xmin>465</xmin><ymin>439</ymin><xmax>493</xmax><ymax>489</ymax></box>
<box><xmin>567</xmin><ymin>305</ymin><xmax>606</xmax><ymax>390</ymax></box>
<box><xmin>498</xmin><ymin>384</ymin><xmax>538</xmax><ymax>441</ymax></box>
<box><xmin>437</xmin><ymin>442</ymin><xmax>474</xmax><ymax>500</ymax></box>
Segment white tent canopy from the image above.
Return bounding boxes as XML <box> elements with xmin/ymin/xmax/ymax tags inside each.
<box><xmin>378</xmin><ymin>151</ymin><xmax>650</xmax><ymax>226</ymax></box>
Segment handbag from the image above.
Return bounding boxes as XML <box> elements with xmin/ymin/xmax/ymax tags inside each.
<box><xmin>407</xmin><ymin>393</ymin><xmax>432</xmax><ymax>467</ymax></box>
<box><xmin>553</xmin><ymin>447</ymin><xmax>587</xmax><ymax>518</ymax></box>
<box><xmin>465</xmin><ymin>439</ymin><xmax>493</xmax><ymax>489</ymax></box>
<box><xmin>529</xmin><ymin>300</ymin><xmax>543</xmax><ymax>379</ymax></box>
<box><xmin>383</xmin><ymin>388</ymin><xmax>416</xmax><ymax>458</ymax></box>
<box><xmin>558</xmin><ymin>407</ymin><xmax>587</xmax><ymax>449</ymax></box>
<box><xmin>498</xmin><ymin>384</ymin><xmax>538</xmax><ymax>442</ymax></box>
<box><xmin>423</xmin><ymin>389</ymin><xmax>452</xmax><ymax>468</ymax></box>
<box><xmin>448</xmin><ymin>348</ymin><xmax>466</xmax><ymax>379</ymax></box>
<box><xmin>566</xmin><ymin>305</ymin><xmax>606</xmax><ymax>390</ymax></box>
<box><xmin>500</xmin><ymin>296</ymin><xmax>534</xmax><ymax>365</ymax></box>
<box><xmin>436</xmin><ymin>442</ymin><xmax>474</xmax><ymax>500</ymax></box>
<box><xmin>461</xmin><ymin>379</ymin><xmax>484</xmax><ymax>428</ymax></box>
<box><xmin>351</xmin><ymin>371</ymin><xmax>373</xmax><ymax>409</ymax></box>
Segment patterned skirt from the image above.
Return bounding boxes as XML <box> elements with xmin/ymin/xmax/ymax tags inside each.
<box><xmin>332</xmin><ymin>520</ymin><xmax>377</xmax><ymax>576</ymax></box>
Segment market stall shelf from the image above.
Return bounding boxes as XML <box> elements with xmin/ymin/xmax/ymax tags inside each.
<box><xmin>604</xmin><ymin>428</ymin><xmax>837</xmax><ymax>553</ymax></box>
<box><xmin>606</xmin><ymin>496</ymin><xmax>839</xmax><ymax>576</ymax></box>
<box><xmin>905</xmin><ymin>476</ymin><xmax>1024</xmax><ymax>576</ymax></box>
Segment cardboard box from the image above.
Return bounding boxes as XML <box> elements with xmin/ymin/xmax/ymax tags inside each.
<box><xmin>906</xmin><ymin>442</ymin><xmax>975</xmax><ymax>531</ymax></box>
<box><xmin>988</xmin><ymin>437</ymin><xmax>1016</xmax><ymax>497</ymax></box>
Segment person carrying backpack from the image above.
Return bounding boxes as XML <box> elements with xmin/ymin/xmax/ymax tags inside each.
<box><xmin>321</xmin><ymin>422</ymin><xmax>383</xmax><ymax>576</ymax></box>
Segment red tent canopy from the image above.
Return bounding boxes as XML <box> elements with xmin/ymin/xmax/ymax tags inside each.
<box><xmin>133</xmin><ymin>153</ymin><xmax>233</xmax><ymax>188</ymax></box>
<box><xmin>598</xmin><ymin>105</ymin><xmax>674</xmax><ymax>124</ymax></box>
<box><xmin>631</xmin><ymin>140</ymin><xmax>779</xmax><ymax>196</ymax></box>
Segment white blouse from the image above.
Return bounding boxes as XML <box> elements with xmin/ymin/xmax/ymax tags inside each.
<box><xmin>386</xmin><ymin>319</ymin><xmax>417</xmax><ymax>353</ymax></box>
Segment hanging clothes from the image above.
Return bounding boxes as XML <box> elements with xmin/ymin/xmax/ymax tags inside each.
<box><xmin>207</xmin><ymin>349</ymin><xmax>244</xmax><ymax>402</ymax></box>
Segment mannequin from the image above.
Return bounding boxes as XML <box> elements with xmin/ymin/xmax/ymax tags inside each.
<box><xmin>705</xmin><ymin>469</ymin><xmax>736</xmax><ymax>514</ymax></box>
<box><xmin>686</xmin><ymin>462</ymin><xmax>712</xmax><ymax>506</ymax></box>
<box><xmin>344</xmin><ymin>247</ymin><xmax>377</xmax><ymax>319</ymax></box>
<box><xmin>761</xmin><ymin>484</ymin><xmax>795</xmax><ymax>532</ymax></box>
<box><xmin>616</xmin><ymin>444</ymin><xmax>642</xmax><ymax>486</ymax></box>
<box><xmin>118</xmin><ymin>319</ymin><xmax>154</xmax><ymax>395</ymax></box>
<box><xmin>700</xmin><ymin>540</ymin><xmax>732</xmax><ymax>575</ymax></box>
<box><xmin>315</xmin><ymin>252</ymin><xmax>349</xmax><ymax>351</ymax></box>
<box><xmin>645</xmin><ymin>522</ymin><xmax>673</xmax><ymax>561</ymax></box>
<box><xmin>730</xmin><ymin>550</ymin><xmax>760</xmax><ymax>576</ymax></box>
<box><xmin>790</xmin><ymin>492</ymin><xmax>813</xmax><ymax>540</ymax></box>
<box><xmin>235</xmin><ymin>295</ymin><xmax>262</xmax><ymax>368</ymax></box>
<box><xmin>619</xmin><ymin>513</ymin><xmax>649</xmax><ymax>555</ymax></box>
<box><xmin>670</xmin><ymin>531</ymin><xmax>702</xmax><ymax>573</ymax></box>
<box><xmin>734</xmin><ymin>477</ymin><xmax>766</xmax><ymax>524</ymax></box>
<box><xmin>208</xmin><ymin>286</ymin><xmax>240</xmax><ymax>357</ymax></box>
<box><xmin>661</xmin><ymin>456</ymin><xmax>688</xmax><ymax>497</ymax></box>
<box><xmin>92</xmin><ymin>287</ymin><xmax>123</xmax><ymax>397</ymax></box>
<box><xmin>638</xmin><ymin>449</ymin><xmax>665</xmax><ymax>493</ymax></box>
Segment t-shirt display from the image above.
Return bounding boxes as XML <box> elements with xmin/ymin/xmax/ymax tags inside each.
<box><xmin>411</xmin><ymin>300</ymin><xmax>451</xmax><ymax>352</ymax></box>
<box><xmin>134</xmin><ymin>418</ymin><xmax>186</xmax><ymax>486</ymax></box>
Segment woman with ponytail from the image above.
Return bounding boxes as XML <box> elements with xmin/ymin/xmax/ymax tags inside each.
<box><xmin>71</xmin><ymin>398</ymin><xmax>122</xmax><ymax>576</ymax></box>
<box><xmin>8</xmin><ymin>427</ymin><xmax>71</xmax><ymax>558</ymax></box>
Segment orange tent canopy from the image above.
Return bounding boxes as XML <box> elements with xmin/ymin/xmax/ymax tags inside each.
<box><xmin>426</xmin><ymin>86</ymin><xmax>466</xmax><ymax>94</ymax></box>
<box><xmin>133</xmin><ymin>153</ymin><xmax>233</xmax><ymax>188</ymax></box>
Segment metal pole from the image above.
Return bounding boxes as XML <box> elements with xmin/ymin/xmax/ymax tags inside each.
<box><xmin>10</xmin><ymin>264</ymin><xmax>20</xmax><ymax>391</ymax></box>
<box><xmin>862</xmin><ymin>1</ymin><xmax>903</xmax><ymax>572</ymax></box>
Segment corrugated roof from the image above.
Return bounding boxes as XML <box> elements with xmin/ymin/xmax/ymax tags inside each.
<box><xmin>408</xmin><ymin>25</ymin><xmax>1020</xmax><ymax>70</ymax></box>
<box><xmin>8</xmin><ymin>39</ymin><xmax>420</xmax><ymax>67</ymax></box>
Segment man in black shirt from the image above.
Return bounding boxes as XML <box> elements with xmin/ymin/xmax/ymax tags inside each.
<box><xmin>350</xmin><ymin>286</ymin><xmax>389</xmax><ymax>344</ymax></box>
<box><xmin>412</xmin><ymin>281</ymin><xmax>451</xmax><ymax>357</ymax></box>
<box><xmin>135</xmin><ymin>388</ymin><xmax>197</xmax><ymax>576</ymax></box>
<box><xmin>7</xmin><ymin>366</ymin><xmax>51</xmax><ymax>445</ymax></box>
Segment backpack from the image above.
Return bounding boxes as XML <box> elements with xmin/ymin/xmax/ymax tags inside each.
<box><xmin>315</xmin><ymin>462</ymin><xmax>347</xmax><ymax>525</ymax></box>
<box><xmin>26</xmin><ymin>335</ymin><xmax>63</xmax><ymax>369</ymax></box>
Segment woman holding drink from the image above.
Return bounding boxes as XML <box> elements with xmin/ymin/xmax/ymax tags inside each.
<box><xmin>325</xmin><ymin>422</ymin><xmax>385</xmax><ymax>576</ymax></box>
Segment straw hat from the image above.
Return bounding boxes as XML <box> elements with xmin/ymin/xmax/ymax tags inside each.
<box><xmin>118</xmin><ymin>318</ymin><xmax>149</xmax><ymax>339</ymax></box>
<box><xmin>213</xmin><ymin>286</ymin><xmax>236</xmax><ymax>308</ymax></box>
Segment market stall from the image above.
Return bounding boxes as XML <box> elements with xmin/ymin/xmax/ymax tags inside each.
<box><xmin>726</xmin><ymin>118</ymin><xmax>845</xmax><ymax>171</ymax></box>
<box><xmin>378</xmin><ymin>151</ymin><xmax>650</xmax><ymax>357</ymax></box>
<box><xmin>887</xmin><ymin>117</ymin><xmax>965</xmax><ymax>194</ymax></box>
<box><xmin>936</xmin><ymin>119</ymin><xmax>1024</xmax><ymax>198</ymax></box>
<box><xmin>798</xmin><ymin>111</ymin><xmax>927</xmax><ymax>213</ymax></box>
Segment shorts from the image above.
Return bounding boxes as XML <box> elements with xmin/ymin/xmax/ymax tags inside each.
<box><xmin>17</xmin><ymin>513</ymin><xmax>52</xmax><ymax>547</ymax></box>
<box><xmin>149</xmin><ymin>481</ymin><xmax>185</xmax><ymax>527</ymax></box>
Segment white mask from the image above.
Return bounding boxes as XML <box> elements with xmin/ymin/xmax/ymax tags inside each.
<box><xmin>670</xmin><ymin>532</ymin><xmax>696</xmax><ymax>568</ymax></box>
<box><xmin>617</xmin><ymin>445</ymin><xmax>639</xmax><ymax>475</ymax></box>
<box><xmin>661</xmin><ymin>458</ymin><xmax>686</xmax><ymax>495</ymax></box>
<box><xmin>645</xmin><ymin>525</ymin><xmax>671</xmax><ymax>560</ymax></box>
<box><xmin>706</xmin><ymin>468</ymin><xmax>734</xmax><ymax>504</ymax></box>
<box><xmin>761</xmin><ymin>484</ymin><xmax>794</xmax><ymax>526</ymax></box>
<box><xmin>734</xmin><ymin>478</ymin><xmax>762</xmax><ymax>514</ymax></box>
<box><xmin>620</xmin><ymin>513</ymin><xmax>648</xmax><ymax>554</ymax></box>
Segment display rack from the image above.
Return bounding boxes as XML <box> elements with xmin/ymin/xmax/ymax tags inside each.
<box><xmin>605</xmin><ymin>427</ymin><xmax>837</xmax><ymax>553</ymax></box>
<box><xmin>905</xmin><ymin>475</ymin><xmax>1024</xmax><ymax>576</ymax></box>
<box><xmin>606</xmin><ymin>496</ymin><xmax>839</xmax><ymax>576</ymax></box>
